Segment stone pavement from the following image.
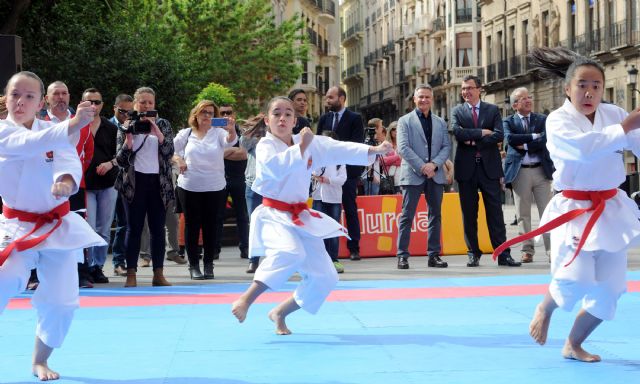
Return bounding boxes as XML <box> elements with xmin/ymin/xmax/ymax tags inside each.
<box><xmin>99</xmin><ymin>203</ymin><xmax>640</xmax><ymax>288</ymax></box>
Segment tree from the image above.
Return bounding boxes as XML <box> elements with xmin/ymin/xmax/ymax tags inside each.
<box><xmin>195</xmin><ymin>83</ymin><xmax>236</xmax><ymax>107</ymax></box>
<box><xmin>162</xmin><ymin>0</ymin><xmax>308</xmax><ymax>116</ymax></box>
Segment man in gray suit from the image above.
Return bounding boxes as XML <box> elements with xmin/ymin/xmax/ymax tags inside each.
<box><xmin>396</xmin><ymin>84</ymin><xmax>451</xmax><ymax>269</ymax></box>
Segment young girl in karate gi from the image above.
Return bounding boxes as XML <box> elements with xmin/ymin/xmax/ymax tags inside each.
<box><xmin>502</xmin><ymin>48</ymin><xmax>640</xmax><ymax>362</ymax></box>
<box><xmin>231</xmin><ymin>96</ymin><xmax>391</xmax><ymax>335</ymax></box>
<box><xmin>0</xmin><ymin>71</ymin><xmax>104</xmax><ymax>380</ymax></box>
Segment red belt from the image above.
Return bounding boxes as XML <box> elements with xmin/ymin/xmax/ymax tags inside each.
<box><xmin>492</xmin><ymin>189</ymin><xmax>617</xmax><ymax>267</ymax></box>
<box><xmin>262</xmin><ymin>197</ymin><xmax>321</xmax><ymax>226</ymax></box>
<box><xmin>0</xmin><ymin>201</ymin><xmax>70</xmax><ymax>266</ymax></box>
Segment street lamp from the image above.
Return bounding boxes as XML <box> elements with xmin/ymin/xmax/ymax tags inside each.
<box><xmin>628</xmin><ymin>65</ymin><xmax>639</xmax><ymax>109</ymax></box>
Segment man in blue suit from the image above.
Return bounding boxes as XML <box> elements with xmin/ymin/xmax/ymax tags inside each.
<box><xmin>451</xmin><ymin>75</ymin><xmax>521</xmax><ymax>267</ymax></box>
<box><xmin>396</xmin><ymin>84</ymin><xmax>451</xmax><ymax>269</ymax></box>
<box><xmin>317</xmin><ymin>86</ymin><xmax>365</xmax><ymax>261</ymax></box>
<box><xmin>503</xmin><ymin>87</ymin><xmax>553</xmax><ymax>263</ymax></box>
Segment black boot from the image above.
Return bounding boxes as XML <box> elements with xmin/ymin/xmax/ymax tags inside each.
<box><xmin>189</xmin><ymin>264</ymin><xmax>204</xmax><ymax>280</ymax></box>
<box><xmin>203</xmin><ymin>262</ymin><xmax>214</xmax><ymax>280</ymax></box>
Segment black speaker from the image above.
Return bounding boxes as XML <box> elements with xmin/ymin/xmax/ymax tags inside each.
<box><xmin>0</xmin><ymin>34</ymin><xmax>23</xmax><ymax>91</ymax></box>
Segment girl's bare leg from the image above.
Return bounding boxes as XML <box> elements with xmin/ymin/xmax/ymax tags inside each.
<box><xmin>231</xmin><ymin>280</ymin><xmax>268</xmax><ymax>322</ymax></box>
<box><xmin>530</xmin><ymin>291</ymin><xmax>559</xmax><ymax>345</ymax></box>
<box><xmin>268</xmin><ymin>296</ymin><xmax>301</xmax><ymax>335</ymax></box>
<box><xmin>32</xmin><ymin>336</ymin><xmax>59</xmax><ymax>381</ymax></box>
<box><xmin>562</xmin><ymin>309</ymin><xmax>603</xmax><ymax>362</ymax></box>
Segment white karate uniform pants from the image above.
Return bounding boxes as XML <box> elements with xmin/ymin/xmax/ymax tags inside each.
<box><xmin>253</xmin><ymin>221</ymin><xmax>338</xmax><ymax>314</ymax></box>
<box><xmin>0</xmin><ymin>248</ymin><xmax>81</xmax><ymax>348</ymax></box>
<box><xmin>549</xmin><ymin>237</ymin><xmax>627</xmax><ymax>321</ymax></box>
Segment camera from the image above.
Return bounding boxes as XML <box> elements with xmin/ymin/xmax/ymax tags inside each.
<box><xmin>365</xmin><ymin>126</ymin><xmax>377</xmax><ymax>145</ymax></box>
<box><xmin>119</xmin><ymin>110</ymin><xmax>158</xmax><ymax>134</ymax></box>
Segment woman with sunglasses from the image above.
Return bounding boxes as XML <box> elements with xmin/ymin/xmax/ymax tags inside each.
<box><xmin>173</xmin><ymin>100</ymin><xmax>237</xmax><ymax>280</ymax></box>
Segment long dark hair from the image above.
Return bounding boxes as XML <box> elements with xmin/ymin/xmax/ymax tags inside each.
<box><xmin>528</xmin><ymin>47</ymin><xmax>605</xmax><ymax>87</ymax></box>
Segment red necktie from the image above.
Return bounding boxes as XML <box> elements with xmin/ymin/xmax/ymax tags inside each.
<box><xmin>472</xmin><ymin>106</ymin><xmax>478</xmax><ymax>127</ymax></box>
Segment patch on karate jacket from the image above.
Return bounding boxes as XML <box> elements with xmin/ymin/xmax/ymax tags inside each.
<box><xmin>45</xmin><ymin>151</ymin><xmax>54</xmax><ymax>163</ymax></box>
<box><xmin>0</xmin><ymin>220</ymin><xmax>19</xmax><ymax>252</ymax></box>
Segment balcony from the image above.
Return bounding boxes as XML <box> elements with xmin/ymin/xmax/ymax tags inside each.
<box><xmin>403</xmin><ymin>23</ymin><xmax>415</xmax><ymax>40</ymax></box>
<box><xmin>456</xmin><ymin>8</ymin><xmax>472</xmax><ymax>24</ymax></box>
<box><xmin>341</xmin><ymin>23</ymin><xmax>363</xmax><ymax>45</ymax></box>
<box><xmin>450</xmin><ymin>67</ymin><xmax>477</xmax><ymax>84</ymax></box>
<box><xmin>307</xmin><ymin>28</ymin><xmax>318</xmax><ymax>47</ymax></box>
<box><xmin>404</xmin><ymin>59</ymin><xmax>416</xmax><ymax>78</ymax></box>
<box><xmin>497</xmin><ymin>59</ymin><xmax>507</xmax><ymax>79</ymax></box>
<box><xmin>317</xmin><ymin>0</ymin><xmax>336</xmax><ymax>24</ymax></box>
<box><xmin>486</xmin><ymin>63</ymin><xmax>496</xmax><ymax>83</ymax></box>
<box><xmin>415</xmin><ymin>15</ymin><xmax>429</xmax><ymax>34</ymax></box>
<box><xmin>432</xmin><ymin>16</ymin><xmax>446</xmax><ymax>37</ymax></box>
<box><xmin>343</xmin><ymin>63</ymin><xmax>364</xmax><ymax>82</ymax></box>
<box><xmin>429</xmin><ymin>73</ymin><xmax>445</xmax><ymax>87</ymax></box>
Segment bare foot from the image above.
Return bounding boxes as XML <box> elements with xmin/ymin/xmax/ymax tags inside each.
<box><xmin>530</xmin><ymin>303</ymin><xmax>552</xmax><ymax>345</ymax></box>
<box><xmin>268</xmin><ymin>309</ymin><xmax>292</xmax><ymax>335</ymax></box>
<box><xmin>231</xmin><ymin>299</ymin><xmax>249</xmax><ymax>323</ymax></box>
<box><xmin>33</xmin><ymin>362</ymin><xmax>60</xmax><ymax>381</ymax></box>
<box><xmin>562</xmin><ymin>341</ymin><xmax>601</xmax><ymax>362</ymax></box>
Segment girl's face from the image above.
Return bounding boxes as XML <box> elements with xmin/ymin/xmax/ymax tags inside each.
<box><xmin>5</xmin><ymin>75</ymin><xmax>44</xmax><ymax>128</ymax></box>
<box><xmin>265</xmin><ymin>99</ymin><xmax>296</xmax><ymax>142</ymax></box>
<box><xmin>565</xmin><ymin>65</ymin><xmax>604</xmax><ymax>121</ymax></box>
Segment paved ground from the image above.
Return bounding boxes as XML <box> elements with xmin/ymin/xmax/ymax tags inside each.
<box><xmin>99</xmin><ymin>204</ymin><xmax>640</xmax><ymax>288</ymax></box>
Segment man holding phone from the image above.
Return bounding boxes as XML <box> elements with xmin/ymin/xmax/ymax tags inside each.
<box><xmin>215</xmin><ymin>104</ymin><xmax>250</xmax><ymax>262</ymax></box>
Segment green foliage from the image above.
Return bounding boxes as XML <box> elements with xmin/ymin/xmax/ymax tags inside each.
<box><xmin>195</xmin><ymin>83</ymin><xmax>236</xmax><ymax>107</ymax></box>
<box><xmin>7</xmin><ymin>0</ymin><xmax>307</xmax><ymax>125</ymax></box>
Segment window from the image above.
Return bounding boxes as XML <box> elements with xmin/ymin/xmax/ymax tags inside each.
<box><xmin>457</xmin><ymin>32</ymin><xmax>472</xmax><ymax>66</ymax></box>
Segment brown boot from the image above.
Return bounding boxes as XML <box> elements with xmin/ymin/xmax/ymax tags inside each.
<box><xmin>124</xmin><ymin>268</ymin><xmax>137</xmax><ymax>288</ymax></box>
<box><xmin>152</xmin><ymin>267</ymin><xmax>172</xmax><ymax>286</ymax></box>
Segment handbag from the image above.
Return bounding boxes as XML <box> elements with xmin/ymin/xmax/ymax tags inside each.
<box><xmin>378</xmin><ymin>160</ymin><xmax>395</xmax><ymax>195</ymax></box>
<box><xmin>114</xmin><ymin>135</ymin><xmax>149</xmax><ymax>201</ymax></box>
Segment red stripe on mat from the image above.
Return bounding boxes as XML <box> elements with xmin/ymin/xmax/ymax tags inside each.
<box><xmin>8</xmin><ymin>281</ymin><xmax>640</xmax><ymax>310</ymax></box>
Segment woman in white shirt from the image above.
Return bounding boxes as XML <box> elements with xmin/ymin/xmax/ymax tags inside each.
<box><xmin>173</xmin><ymin>100</ymin><xmax>237</xmax><ymax>280</ymax></box>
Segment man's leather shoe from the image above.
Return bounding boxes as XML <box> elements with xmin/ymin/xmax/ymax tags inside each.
<box><xmin>397</xmin><ymin>257</ymin><xmax>409</xmax><ymax>269</ymax></box>
<box><xmin>521</xmin><ymin>253</ymin><xmax>533</xmax><ymax>263</ymax></box>
<box><xmin>246</xmin><ymin>261</ymin><xmax>259</xmax><ymax>274</ymax></box>
<box><xmin>498</xmin><ymin>255</ymin><xmax>522</xmax><ymax>267</ymax></box>
<box><xmin>466</xmin><ymin>255</ymin><xmax>480</xmax><ymax>267</ymax></box>
<box><xmin>427</xmin><ymin>256</ymin><xmax>448</xmax><ymax>268</ymax></box>
<box><xmin>350</xmin><ymin>251</ymin><xmax>361</xmax><ymax>261</ymax></box>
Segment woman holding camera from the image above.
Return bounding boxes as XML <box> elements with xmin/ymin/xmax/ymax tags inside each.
<box><xmin>173</xmin><ymin>100</ymin><xmax>237</xmax><ymax>280</ymax></box>
<box><xmin>115</xmin><ymin>87</ymin><xmax>175</xmax><ymax>287</ymax></box>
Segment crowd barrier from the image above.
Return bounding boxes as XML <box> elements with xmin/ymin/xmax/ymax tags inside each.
<box><xmin>337</xmin><ymin>193</ymin><xmax>494</xmax><ymax>258</ymax></box>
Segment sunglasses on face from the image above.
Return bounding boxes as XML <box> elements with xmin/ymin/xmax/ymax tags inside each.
<box><xmin>116</xmin><ymin>108</ymin><xmax>130</xmax><ymax>114</ymax></box>
<box><xmin>220</xmin><ymin>110</ymin><xmax>233</xmax><ymax>116</ymax></box>
<box><xmin>86</xmin><ymin>99</ymin><xmax>103</xmax><ymax>105</ymax></box>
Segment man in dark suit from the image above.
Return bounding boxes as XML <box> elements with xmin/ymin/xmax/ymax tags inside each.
<box><xmin>503</xmin><ymin>87</ymin><xmax>553</xmax><ymax>263</ymax></box>
<box><xmin>451</xmin><ymin>75</ymin><xmax>520</xmax><ymax>267</ymax></box>
<box><xmin>317</xmin><ymin>86</ymin><xmax>365</xmax><ymax>260</ymax></box>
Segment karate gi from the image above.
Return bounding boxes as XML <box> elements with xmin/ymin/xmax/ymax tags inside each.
<box><xmin>541</xmin><ymin>99</ymin><xmax>640</xmax><ymax>320</ymax></box>
<box><xmin>0</xmin><ymin>118</ymin><xmax>105</xmax><ymax>348</ymax></box>
<box><xmin>251</xmin><ymin>133</ymin><xmax>372</xmax><ymax>313</ymax></box>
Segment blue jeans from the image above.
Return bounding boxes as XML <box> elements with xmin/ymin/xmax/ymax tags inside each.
<box><xmin>86</xmin><ymin>187</ymin><xmax>118</xmax><ymax>268</ymax></box>
<box><xmin>312</xmin><ymin>200</ymin><xmax>342</xmax><ymax>262</ymax></box>
<box><xmin>111</xmin><ymin>193</ymin><xmax>127</xmax><ymax>268</ymax></box>
<box><xmin>245</xmin><ymin>185</ymin><xmax>263</xmax><ymax>263</ymax></box>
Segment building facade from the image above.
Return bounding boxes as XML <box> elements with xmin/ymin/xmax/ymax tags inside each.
<box><xmin>274</xmin><ymin>0</ymin><xmax>340</xmax><ymax>123</ymax></box>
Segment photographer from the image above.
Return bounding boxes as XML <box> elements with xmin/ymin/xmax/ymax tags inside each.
<box><xmin>115</xmin><ymin>87</ymin><xmax>175</xmax><ymax>287</ymax></box>
<box><xmin>362</xmin><ymin>118</ymin><xmax>386</xmax><ymax>195</ymax></box>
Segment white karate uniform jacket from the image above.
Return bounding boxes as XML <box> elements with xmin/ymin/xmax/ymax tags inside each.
<box><xmin>0</xmin><ymin>118</ymin><xmax>105</xmax><ymax>255</ymax></box>
<box><xmin>542</xmin><ymin>99</ymin><xmax>640</xmax><ymax>252</ymax></box>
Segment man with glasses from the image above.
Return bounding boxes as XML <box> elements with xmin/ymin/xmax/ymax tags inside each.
<box><xmin>451</xmin><ymin>75</ymin><xmax>520</xmax><ymax>268</ymax></box>
<box><xmin>216</xmin><ymin>104</ymin><xmax>250</xmax><ymax>262</ymax></box>
<box><xmin>82</xmin><ymin>88</ymin><xmax>119</xmax><ymax>284</ymax></box>
<box><xmin>110</xmin><ymin>94</ymin><xmax>134</xmax><ymax>276</ymax></box>
<box><xmin>503</xmin><ymin>87</ymin><xmax>553</xmax><ymax>263</ymax></box>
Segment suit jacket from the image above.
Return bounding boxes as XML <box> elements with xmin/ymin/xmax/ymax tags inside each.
<box><xmin>396</xmin><ymin>109</ymin><xmax>451</xmax><ymax>185</ymax></box>
<box><xmin>317</xmin><ymin>109</ymin><xmax>365</xmax><ymax>179</ymax></box>
<box><xmin>451</xmin><ymin>101</ymin><xmax>504</xmax><ymax>181</ymax></box>
<box><xmin>502</xmin><ymin>112</ymin><xmax>554</xmax><ymax>184</ymax></box>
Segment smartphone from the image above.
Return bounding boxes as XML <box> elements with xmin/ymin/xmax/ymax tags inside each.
<box><xmin>211</xmin><ymin>117</ymin><xmax>227</xmax><ymax>127</ymax></box>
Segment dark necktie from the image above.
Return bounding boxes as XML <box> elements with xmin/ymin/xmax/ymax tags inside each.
<box><xmin>331</xmin><ymin>112</ymin><xmax>339</xmax><ymax>131</ymax></box>
<box><xmin>522</xmin><ymin>116</ymin><xmax>530</xmax><ymax>133</ymax></box>
<box><xmin>472</xmin><ymin>106</ymin><xmax>478</xmax><ymax>128</ymax></box>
